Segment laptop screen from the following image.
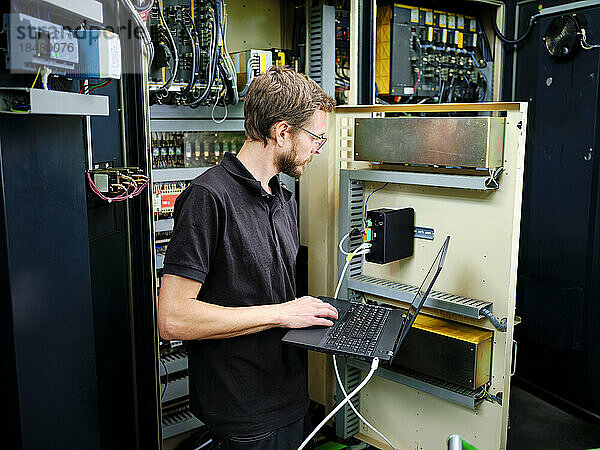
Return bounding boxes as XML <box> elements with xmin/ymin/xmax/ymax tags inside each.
<box><xmin>402</xmin><ymin>236</ymin><xmax>449</xmax><ymax>328</ymax></box>
<box><xmin>392</xmin><ymin>236</ymin><xmax>450</xmax><ymax>361</ymax></box>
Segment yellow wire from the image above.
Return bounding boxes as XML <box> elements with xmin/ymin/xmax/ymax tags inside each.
<box><xmin>31</xmin><ymin>67</ymin><xmax>41</xmax><ymax>89</ymax></box>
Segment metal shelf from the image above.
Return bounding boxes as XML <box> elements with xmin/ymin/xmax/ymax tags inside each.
<box><xmin>151</xmin><ymin>118</ymin><xmax>245</xmax><ymax>132</ymax></box>
<box><xmin>0</xmin><ymin>88</ymin><xmax>109</xmax><ymax>116</ymax></box>
<box><xmin>151</xmin><ymin>101</ymin><xmax>245</xmax><ymax>121</ymax></box>
<box><xmin>34</xmin><ymin>0</ymin><xmax>103</xmax><ymax>22</ymax></box>
<box><xmin>347</xmin><ymin>359</ymin><xmax>484</xmax><ymax>410</ymax></box>
<box><xmin>348</xmin><ymin>274</ymin><xmax>492</xmax><ymax>319</ymax></box>
<box><xmin>345</xmin><ymin>169</ymin><xmax>495</xmax><ymax>190</ymax></box>
<box><xmin>160</xmin><ymin>352</ymin><xmax>188</xmax><ymax>377</ymax></box>
<box><xmin>155</xmin><ymin>218</ymin><xmax>174</xmax><ymax>233</ymax></box>
<box><xmin>162</xmin><ymin>375</ymin><xmax>189</xmax><ymax>403</ymax></box>
<box><xmin>162</xmin><ymin>407</ymin><xmax>203</xmax><ymax>440</ymax></box>
<box><xmin>153</xmin><ymin>167</ymin><xmax>210</xmax><ymax>182</ymax></box>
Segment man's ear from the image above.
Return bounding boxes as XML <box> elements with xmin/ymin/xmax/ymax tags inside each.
<box><xmin>273</xmin><ymin>121</ymin><xmax>291</xmax><ymax>147</ymax></box>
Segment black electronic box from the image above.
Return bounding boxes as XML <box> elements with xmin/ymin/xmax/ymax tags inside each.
<box><xmin>366</xmin><ymin>208</ymin><xmax>414</xmax><ymax>264</ymax></box>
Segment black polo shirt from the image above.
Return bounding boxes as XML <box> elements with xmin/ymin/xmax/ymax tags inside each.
<box><xmin>162</xmin><ymin>152</ymin><xmax>309</xmax><ymax>437</ymax></box>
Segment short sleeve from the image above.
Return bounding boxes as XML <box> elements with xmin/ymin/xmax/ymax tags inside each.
<box><xmin>162</xmin><ymin>185</ymin><xmax>221</xmax><ymax>283</ymax></box>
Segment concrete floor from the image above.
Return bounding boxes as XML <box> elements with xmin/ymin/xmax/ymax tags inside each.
<box><xmin>507</xmin><ymin>386</ymin><xmax>600</xmax><ymax>450</ymax></box>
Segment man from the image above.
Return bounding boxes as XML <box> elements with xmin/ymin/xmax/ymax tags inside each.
<box><xmin>157</xmin><ymin>66</ymin><xmax>337</xmax><ymax>449</ymax></box>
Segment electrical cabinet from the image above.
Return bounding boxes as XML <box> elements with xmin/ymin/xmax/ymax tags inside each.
<box><xmin>303</xmin><ymin>101</ymin><xmax>528</xmax><ymax>449</ymax></box>
<box><xmin>374</xmin><ymin>1</ymin><xmax>502</xmax><ymax>103</ymax></box>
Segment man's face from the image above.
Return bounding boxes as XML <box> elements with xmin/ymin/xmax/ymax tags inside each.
<box><xmin>275</xmin><ymin>109</ymin><xmax>327</xmax><ymax>178</ymax></box>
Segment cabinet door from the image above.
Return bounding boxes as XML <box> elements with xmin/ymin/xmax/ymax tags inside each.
<box><xmin>307</xmin><ymin>103</ymin><xmax>528</xmax><ymax>450</ymax></box>
<box><xmin>514</xmin><ymin>3</ymin><xmax>600</xmax><ymax>415</ymax></box>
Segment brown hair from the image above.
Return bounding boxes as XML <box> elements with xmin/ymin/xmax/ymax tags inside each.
<box><xmin>244</xmin><ymin>66</ymin><xmax>335</xmax><ymax>146</ymax></box>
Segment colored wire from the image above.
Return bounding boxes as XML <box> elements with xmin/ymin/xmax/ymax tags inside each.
<box><xmin>334</xmin><ymin>242</ymin><xmax>371</xmax><ymax>299</ymax></box>
<box><xmin>31</xmin><ymin>67</ymin><xmax>41</xmax><ymax>88</ymax></box>
<box><xmin>581</xmin><ymin>28</ymin><xmax>600</xmax><ymax>50</ymax></box>
<box><xmin>81</xmin><ymin>80</ymin><xmax>111</xmax><ymax>94</ymax></box>
<box><xmin>87</xmin><ymin>172</ymin><xmax>149</xmax><ymax>203</ymax></box>
<box><xmin>87</xmin><ymin>173</ymin><xmax>127</xmax><ymax>202</ymax></box>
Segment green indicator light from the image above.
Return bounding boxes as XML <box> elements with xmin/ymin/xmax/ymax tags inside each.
<box><xmin>538</xmin><ymin>4</ymin><xmax>543</xmax><ymax>10</ymax></box>
<box><xmin>56</xmin><ymin>52</ymin><xmax>60</xmax><ymax>58</ymax></box>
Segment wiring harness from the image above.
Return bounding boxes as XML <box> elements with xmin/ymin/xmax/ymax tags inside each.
<box><xmin>87</xmin><ymin>168</ymin><xmax>150</xmax><ymax>203</ymax></box>
<box><xmin>149</xmin><ymin>0</ymin><xmax>238</xmax><ymax>110</ymax></box>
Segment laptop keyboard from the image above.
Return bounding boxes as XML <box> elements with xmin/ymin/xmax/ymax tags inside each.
<box><xmin>324</xmin><ymin>303</ymin><xmax>391</xmax><ymax>357</ymax></box>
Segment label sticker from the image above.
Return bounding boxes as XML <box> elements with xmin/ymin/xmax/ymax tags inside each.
<box><xmin>411</xmin><ymin>8</ymin><xmax>419</xmax><ymax>23</ymax></box>
<box><xmin>469</xmin><ymin>18</ymin><xmax>477</xmax><ymax>32</ymax></box>
<box><xmin>425</xmin><ymin>10</ymin><xmax>433</xmax><ymax>25</ymax></box>
<box><xmin>439</xmin><ymin>14</ymin><xmax>447</xmax><ymax>27</ymax></box>
<box><xmin>448</xmin><ymin>14</ymin><xmax>456</xmax><ymax>29</ymax></box>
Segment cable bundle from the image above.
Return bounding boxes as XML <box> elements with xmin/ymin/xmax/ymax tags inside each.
<box><xmin>150</xmin><ymin>0</ymin><xmax>238</xmax><ymax>110</ymax></box>
<box><xmin>87</xmin><ymin>170</ymin><xmax>150</xmax><ymax>203</ymax></box>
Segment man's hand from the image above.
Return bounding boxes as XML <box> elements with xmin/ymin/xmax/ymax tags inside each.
<box><xmin>277</xmin><ymin>296</ymin><xmax>338</xmax><ymax>328</ymax></box>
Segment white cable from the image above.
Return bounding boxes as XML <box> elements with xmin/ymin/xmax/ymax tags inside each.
<box><xmin>333</xmin><ymin>355</ymin><xmax>396</xmax><ymax>450</ymax></box>
<box><xmin>338</xmin><ymin>232</ymin><xmax>350</xmax><ymax>256</ymax></box>
<box><xmin>118</xmin><ymin>0</ymin><xmax>154</xmax><ymax>64</ymax></box>
<box><xmin>331</xmin><ymin>234</ymin><xmax>395</xmax><ymax>449</ymax></box>
<box><xmin>221</xmin><ymin>1</ymin><xmax>238</xmax><ymax>102</ymax></box>
<box><xmin>297</xmin><ymin>357</ymin><xmax>380</xmax><ymax>450</ymax></box>
<box><xmin>41</xmin><ymin>67</ymin><xmax>51</xmax><ymax>90</ymax></box>
<box><xmin>211</xmin><ymin>91</ymin><xmax>228</xmax><ymax>123</ymax></box>
<box><xmin>581</xmin><ymin>28</ymin><xmax>600</xmax><ymax>50</ymax></box>
<box><xmin>334</xmin><ymin>243</ymin><xmax>370</xmax><ymax>299</ymax></box>
<box><xmin>239</xmin><ymin>56</ymin><xmax>255</xmax><ymax>97</ymax></box>
<box><xmin>334</xmin><ymin>258</ymin><xmax>351</xmax><ymax>299</ymax></box>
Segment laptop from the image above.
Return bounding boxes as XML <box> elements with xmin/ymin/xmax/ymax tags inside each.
<box><xmin>283</xmin><ymin>236</ymin><xmax>450</xmax><ymax>364</ymax></box>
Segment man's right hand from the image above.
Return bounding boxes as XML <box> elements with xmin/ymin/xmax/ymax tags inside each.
<box><xmin>276</xmin><ymin>296</ymin><xmax>339</xmax><ymax>328</ymax></box>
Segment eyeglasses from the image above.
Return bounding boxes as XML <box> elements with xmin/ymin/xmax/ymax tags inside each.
<box><xmin>297</xmin><ymin>126</ymin><xmax>327</xmax><ymax>153</ymax></box>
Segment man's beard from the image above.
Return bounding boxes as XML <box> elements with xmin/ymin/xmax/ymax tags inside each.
<box><xmin>275</xmin><ymin>142</ymin><xmax>312</xmax><ymax>178</ymax></box>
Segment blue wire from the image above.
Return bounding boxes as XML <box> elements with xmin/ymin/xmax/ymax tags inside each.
<box><xmin>363</xmin><ymin>183</ymin><xmax>389</xmax><ymax>226</ymax></box>
<box><xmin>478</xmin><ymin>69</ymin><xmax>487</xmax><ymax>101</ymax></box>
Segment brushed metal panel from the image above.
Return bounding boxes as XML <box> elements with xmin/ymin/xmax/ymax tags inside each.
<box><xmin>355</xmin><ymin>117</ymin><xmax>505</xmax><ymax>168</ymax></box>
<box><xmin>0</xmin><ymin>88</ymin><xmax>109</xmax><ymax>116</ymax></box>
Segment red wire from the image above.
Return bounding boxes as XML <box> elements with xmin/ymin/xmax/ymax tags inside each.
<box><xmin>413</xmin><ymin>72</ymin><xmax>420</xmax><ymax>94</ymax></box>
<box><xmin>87</xmin><ymin>173</ymin><xmax>149</xmax><ymax>202</ymax></box>
<box><xmin>80</xmin><ymin>80</ymin><xmax>112</xmax><ymax>95</ymax></box>
<box><xmin>87</xmin><ymin>80</ymin><xmax>112</xmax><ymax>94</ymax></box>
<box><xmin>87</xmin><ymin>173</ymin><xmax>127</xmax><ymax>202</ymax></box>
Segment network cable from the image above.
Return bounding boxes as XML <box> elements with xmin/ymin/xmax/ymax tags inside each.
<box><xmin>298</xmin><ymin>233</ymin><xmax>396</xmax><ymax>450</ymax></box>
<box><xmin>297</xmin><ymin>357</ymin><xmax>380</xmax><ymax>450</ymax></box>
<box><xmin>333</xmin><ymin>354</ymin><xmax>396</xmax><ymax>450</ymax></box>
<box><xmin>334</xmin><ymin>241</ymin><xmax>370</xmax><ymax>299</ymax></box>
